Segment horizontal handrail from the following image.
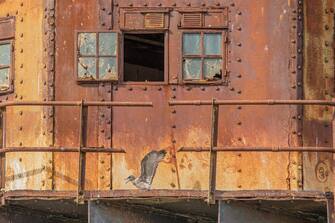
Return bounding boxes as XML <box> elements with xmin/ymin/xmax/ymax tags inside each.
<box><xmin>179</xmin><ymin>147</ymin><xmax>335</xmax><ymax>153</ymax></box>
<box><xmin>0</xmin><ymin>101</ymin><xmax>153</xmax><ymax>107</ymax></box>
<box><xmin>169</xmin><ymin>99</ymin><xmax>335</xmax><ymax>106</ymax></box>
<box><xmin>0</xmin><ymin>147</ymin><xmax>125</xmax><ymax>153</ymax></box>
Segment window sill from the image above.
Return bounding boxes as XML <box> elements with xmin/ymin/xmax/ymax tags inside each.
<box><xmin>182</xmin><ymin>80</ymin><xmax>227</xmax><ymax>86</ymax></box>
<box><xmin>76</xmin><ymin>79</ymin><xmax>119</xmax><ymax>84</ymax></box>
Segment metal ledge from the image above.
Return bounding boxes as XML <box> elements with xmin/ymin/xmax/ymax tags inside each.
<box><xmin>1</xmin><ymin>190</ymin><xmax>331</xmax><ymax>202</ymax></box>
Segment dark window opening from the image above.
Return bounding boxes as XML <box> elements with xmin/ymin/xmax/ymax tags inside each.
<box><xmin>124</xmin><ymin>33</ymin><xmax>165</xmax><ymax>82</ymax></box>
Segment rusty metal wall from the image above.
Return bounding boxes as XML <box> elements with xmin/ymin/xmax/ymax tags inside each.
<box><xmin>52</xmin><ymin>0</ymin><xmax>304</xmax><ymax>192</ymax></box>
<box><xmin>0</xmin><ymin>0</ymin><xmax>52</xmax><ymax>190</ymax></box>
<box><xmin>303</xmin><ymin>0</ymin><xmax>335</xmax><ymax>192</ymax></box>
<box><xmin>0</xmin><ymin>0</ymin><xmax>329</xmax><ymax>194</ymax></box>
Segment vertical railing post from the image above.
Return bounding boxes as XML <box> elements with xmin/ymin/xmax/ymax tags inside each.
<box><xmin>208</xmin><ymin>98</ymin><xmax>219</xmax><ymax>204</ymax></box>
<box><xmin>0</xmin><ymin>107</ymin><xmax>6</xmax><ymax>205</ymax></box>
<box><xmin>77</xmin><ymin>100</ymin><xmax>87</xmax><ymax>204</ymax></box>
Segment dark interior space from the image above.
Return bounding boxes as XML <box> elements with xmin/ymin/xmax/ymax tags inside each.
<box><xmin>124</xmin><ymin>33</ymin><xmax>165</xmax><ymax>82</ymax></box>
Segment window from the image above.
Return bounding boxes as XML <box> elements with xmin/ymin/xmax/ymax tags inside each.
<box><xmin>123</xmin><ymin>33</ymin><xmax>165</xmax><ymax>82</ymax></box>
<box><xmin>76</xmin><ymin>32</ymin><xmax>118</xmax><ymax>81</ymax></box>
<box><xmin>182</xmin><ymin>32</ymin><xmax>224</xmax><ymax>82</ymax></box>
<box><xmin>0</xmin><ymin>42</ymin><xmax>12</xmax><ymax>91</ymax></box>
<box><xmin>0</xmin><ymin>17</ymin><xmax>15</xmax><ymax>93</ymax></box>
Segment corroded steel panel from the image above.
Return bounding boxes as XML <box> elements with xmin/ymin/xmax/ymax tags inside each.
<box><xmin>0</xmin><ymin>0</ymin><xmax>52</xmax><ymax>190</ymax></box>
<box><xmin>303</xmin><ymin>0</ymin><xmax>335</xmax><ymax>192</ymax></box>
<box><xmin>52</xmin><ymin>0</ymin><xmax>305</xmax><ymax>192</ymax></box>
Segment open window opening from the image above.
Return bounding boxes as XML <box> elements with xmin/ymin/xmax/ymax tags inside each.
<box><xmin>124</xmin><ymin>33</ymin><xmax>165</xmax><ymax>82</ymax></box>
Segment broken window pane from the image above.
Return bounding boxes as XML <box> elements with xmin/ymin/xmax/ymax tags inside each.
<box><xmin>204</xmin><ymin>33</ymin><xmax>222</xmax><ymax>55</ymax></box>
<box><xmin>0</xmin><ymin>43</ymin><xmax>10</xmax><ymax>66</ymax></box>
<box><xmin>99</xmin><ymin>33</ymin><xmax>117</xmax><ymax>56</ymax></box>
<box><xmin>204</xmin><ymin>58</ymin><xmax>222</xmax><ymax>80</ymax></box>
<box><xmin>78</xmin><ymin>57</ymin><xmax>96</xmax><ymax>79</ymax></box>
<box><xmin>0</xmin><ymin>68</ymin><xmax>9</xmax><ymax>90</ymax></box>
<box><xmin>183</xmin><ymin>58</ymin><xmax>201</xmax><ymax>80</ymax></box>
<box><xmin>183</xmin><ymin>33</ymin><xmax>201</xmax><ymax>55</ymax></box>
<box><xmin>78</xmin><ymin>33</ymin><xmax>96</xmax><ymax>56</ymax></box>
<box><xmin>99</xmin><ymin>57</ymin><xmax>117</xmax><ymax>80</ymax></box>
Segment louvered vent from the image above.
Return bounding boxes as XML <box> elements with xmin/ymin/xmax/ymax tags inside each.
<box><xmin>144</xmin><ymin>13</ymin><xmax>165</xmax><ymax>28</ymax></box>
<box><xmin>181</xmin><ymin>13</ymin><xmax>203</xmax><ymax>27</ymax></box>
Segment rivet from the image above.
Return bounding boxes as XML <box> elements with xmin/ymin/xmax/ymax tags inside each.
<box><xmin>143</xmin><ymin>87</ymin><xmax>147</xmax><ymax>91</ymax></box>
<box><xmin>230</xmin><ymin>87</ymin><xmax>235</xmax><ymax>91</ymax></box>
<box><xmin>128</xmin><ymin>87</ymin><xmax>133</xmax><ymax>91</ymax></box>
<box><xmin>237</xmin><ymin>106</ymin><xmax>242</xmax><ymax>110</ymax></box>
<box><xmin>172</xmin><ymin>125</ymin><xmax>176</xmax><ymax>128</ymax></box>
<box><xmin>20</xmin><ymin>33</ymin><xmax>24</xmax><ymax>38</ymax></box>
<box><xmin>237</xmin><ymin>26</ymin><xmax>242</xmax><ymax>31</ymax></box>
<box><xmin>171</xmin><ymin>109</ymin><xmax>176</xmax><ymax>114</ymax></box>
<box><xmin>128</xmin><ymin>3</ymin><xmax>133</xmax><ymax>6</ymax></box>
<box><xmin>19</xmin><ymin>126</ymin><xmax>23</xmax><ymax>131</ymax></box>
<box><xmin>237</xmin><ymin>10</ymin><xmax>242</xmax><ymax>15</ymax></box>
<box><xmin>201</xmin><ymin>87</ymin><xmax>205</xmax><ymax>91</ymax></box>
<box><xmin>201</xmin><ymin>2</ymin><xmax>206</xmax><ymax>6</ymax></box>
<box><xmin>236</xmin><ymin>58</ymin><xmax>242</xmax><ymax>62</ymax></box>
<box><xmin>237</xmin><ymin>90</ymin><xmax>242</xmax><ymax>94</ymax></box>
<box><xmin>237</xmin><ymin>169</ymin><xmax>242</xmax><ymax>173</ymax></box>
<box><xmin>20</xmin><ymin>17</ymin><xmax>23</xmax><ymax>22</ymax></box>
<box><xmin>186</xmin><ymin>2</ymin><xmax>191</xmax><ymax>6</ymax></box>
<box><xmin>237</xmin><ymin>43</ymin><xmax>242</xmax><ymax>47</ymax></box>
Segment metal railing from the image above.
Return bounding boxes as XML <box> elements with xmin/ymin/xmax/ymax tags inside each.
<box><xmin>0</xmin><ymin>100</ymin><xmax>153</xmax><ymax>203</ymax></box>
<box><xmin>0</xmin><ymin>99</ymin><xmax>333</xmax><ymax>204</ymax></box>
<box><xmin>169</xmin><ymin>99</ymin><xmax>335</xmax><ymax>204</ymax></box>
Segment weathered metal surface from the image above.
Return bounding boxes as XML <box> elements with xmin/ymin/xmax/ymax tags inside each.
<box><xmin>0</xmin><ymin>0</ymin><xmax>332</xmax><ymax>212</ymax></box>
<box><xmin>303</xmin><ymin>0</ymin><xmax>335</xmax><ymax>192</ymax></box>
<box><xmin>52</xmin><ymin>0</ymin><xmax>307</xmax><ymax>192</ymax></box>
<box><xmin>0</xmin><ymin>0</ymin><xmax>52</xmax><ymax>191</ymax></box>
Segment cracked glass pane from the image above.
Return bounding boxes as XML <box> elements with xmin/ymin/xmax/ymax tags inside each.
<box><xmin>204</xmin><ymin>33</ymin><xmax>222</xmax><ymax>55</ymax></box>
<box><xmin>99</xmin><ymin>33</ymin><xmax>117</xmax><ymax>56</ymax></box>
<box><xmin>78</xmin><ymin>33</ymin><xmax>96</xmax><ymax>56</ymax></box>
<box><xmin>0</xmin><ymin>68</ymin><xmax>9</xmax><ymax>90</ymax></box>
<box><xmin>0</xmin><ymin>44</ymin><xmax>10</xmax><ymax>66</ymax></box>
<box><xmin>183</xmin><ymin>33</ymin><xmax>201</xmax><ymax>55</ymax></box>
<box><xmin>78</xmin><ymin>57</ymin><xmax>96</xmax><ymax>79</ymax></box>
<box><xmin>99</xmin><ymin>57</ymin><xmax>117</xmax><ymax>80</ymax></box>
<box><xmin>204</xmin><ymin>58</ymin><xmax>222</xmax><ymax>80</ymax></box>
<box><xmin>183</xmin><ymin>58</ymin><xmax>201</xmax><ymax>80</ymax></box>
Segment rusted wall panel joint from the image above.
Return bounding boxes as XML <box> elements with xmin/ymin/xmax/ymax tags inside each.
<box><xmin>43</xmin><ymin>0</ymin><xmax>56</xmax><ymax>191</ymax></box>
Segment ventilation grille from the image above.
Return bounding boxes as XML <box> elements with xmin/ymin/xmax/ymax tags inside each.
<box><xmin>144</xmin><ymin>13</ymin><xmax>165</xmax><ymax>28</ymax></box>
<box><xmin>181</xmin><ymin>13</ymin><xmax>203</xmax><ymax>27</ymax></box>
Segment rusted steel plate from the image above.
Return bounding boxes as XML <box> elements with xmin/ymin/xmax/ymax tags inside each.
<box><xmin>112</xmin><ymin>86</ymin><xmax>179</xmax><ymax>190</ymax></box>
<box><xmin>303</xmin><ymin>0</ymin><xmax>335</xmax><ymax>192</ymax></box>
<box><xmin>48</xmin><ymin>0</ymin><xmax>327</xmax><ymax>194</ymax></box>
<box><xmin>54</xmin><ymin>0</ymin><xmax>101</xmax><ymax>191</ymax></box>
<box><xmin>0</xmin><ymin>0</ymin><xmax>53</xmax><ymax>191</ymax></box>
